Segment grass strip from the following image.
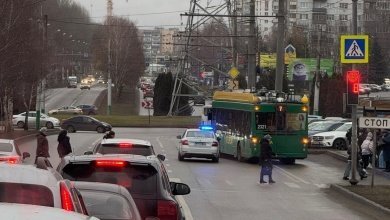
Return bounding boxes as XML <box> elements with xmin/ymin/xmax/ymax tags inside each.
<box><xmin>342</xmin><ymin>185</ymin><xmax>390</xmax><ymax>209</ymax></box>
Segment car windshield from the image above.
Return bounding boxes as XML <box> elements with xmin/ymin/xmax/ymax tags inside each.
<box><xmin>336</xmin><ymin>123</ymin><xmax>352</xmax><ymax>132</ymax></box>
<box><xmin>309</xmin><ymin>122</ymin><xmax>341</xmax><ymax>131</ymax></box>
<box><xmin>0</xmin><ymin>182</ymin><xmax>54</xmax><ymax>207</ymax></box>
<box><xmin>79</xmin><ymin>190</ymin><xmax>135</xmax><ymax>220</ymax></box>
<box><xmin>62</xmin><ymin>162</ymin><xmax>158</xmax><ymax>195</ymax></box>
<box><xmin>186</xmin><ymin>131</ymin><xmax>214</xmax><ymax>138</ymax></box>
<box><xmin>0</xmin><ymin>143</ymin><xmax>13</xmax><ymax>152</ymax></box>
<box><xmin>96</xmin><ymin>144</ymin><xmax>154</xmax><ymax>156</ymax></box>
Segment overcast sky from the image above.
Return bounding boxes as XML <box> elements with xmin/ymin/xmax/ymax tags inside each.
<box><xmin>75</xmin><ymin>0</ymin><xmax>190</xmax><ymax>29</ymax></box>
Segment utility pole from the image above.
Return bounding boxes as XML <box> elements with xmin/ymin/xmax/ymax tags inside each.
<box><xmin>275</xmin><ymin>0</ymin><xmax>286</xmax><ymax>92</ymax></box>
<box><xmin>314</xmin><ymin>27</ymin><xmax>322</xmax><ymax>115</ymax></box>
<box><xmin>42</xmin><ymin>14</ymin><xmax>48</xmax><ymax>114</ymax></box>
<box><xmin>232</xmin><ymin>0</ymin><xmax>238</xmax><ymax>68</ymax></box>
<box><xmin>350</xmin><ymin>0</ymin><xmax>359</xmax><ymax>186</ymax></box>
<box><xmin>107</xmin><ymin>0</ymin><xmax>113</xmax><ymax>115</ymax></box>
<box><xmin>247</xmin><ymin>0</ymin><xmax>256</xmax><ymax>90</ymax></box>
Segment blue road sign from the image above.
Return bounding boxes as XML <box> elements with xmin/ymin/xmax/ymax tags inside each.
<box><xmin>340</xmin><ymin>35</ymin><xmax>369</xmax><ymax>64</ymax></box>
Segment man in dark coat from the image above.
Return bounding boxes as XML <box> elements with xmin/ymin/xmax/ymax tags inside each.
<box><xmin>36</xmin><ymin>127</ymin><xmax>49</xmax><ymax>163</ymax></box>
<box><xmin>57</xmin><ymin>130</ymin><xmax>72</xmax><ymax>158</ymax></box>
<box><xmin>259</xmin><ymin>134</ymin><xmax>275</xmax><ymax>184</ymax></box>
<box><xmin>381</xmin><ymin>131</ymin><xmax>390</xmax><ymax>172</ymax></box>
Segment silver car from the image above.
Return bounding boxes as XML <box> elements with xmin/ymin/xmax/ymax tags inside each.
<box><xmin>177</xmin><ymin>128</ymin><xmax>220</xmax><ymax>162</ymax></box>
<box><xmin>12</xmin><ymin>111</ymin><xmax>60</xmax><ymax>129</ymax></box>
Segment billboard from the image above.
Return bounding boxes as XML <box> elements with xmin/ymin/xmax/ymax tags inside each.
<box><xmin>287</xmin><ymin>58</ymin><xmax>334</xmax><ymax>81</ymax></box>
<box><xmin>259</xmin><ymin>53</ymin><xmax>276</xmax><ymax>68</ymax></box>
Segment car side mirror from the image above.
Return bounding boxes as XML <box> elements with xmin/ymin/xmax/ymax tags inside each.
<box><xmin>84</xmin><ymin>151</ymin><xmax>93</xmax><ymax>155</ymax></box>
<box><xmin>157</xmin><ymin>154</ymin><xmax>165</xmax><ymax>161</ymax></box>
<box><xmin>170</xmin><ymin>182</ymin><xmax>191</xmax><ymax>195</ymax></box>
<box><xmin>22</xmin><ymin>152</ymin><xmax>30</xmax><ymax>160</ymax></box>
<box><xmin>176</xmin><ymin>135</ymin><xmax>181</xmax><ymax>139</ymax></box>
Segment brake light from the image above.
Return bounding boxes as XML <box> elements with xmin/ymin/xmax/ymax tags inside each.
<box><xmin>158</xmin><ymin>200</ymin><xmax>178</xmax><ymax>220</ymax></box>
<box><xmin>181</xmin><ymin>140</ymin><xmax>189</xmax><ymax>145</ymax></box>
<box><xmin>60</xmin><ymin>182</ymin><xmax>75</xmax><ymax>211</ymax></box>
<box><xmin>95</xmin><ymin>160</ymin><xmax>126</xmax><ymax>167</ymax></box>
<box><xmin>0</xmin><ymin>157</ymin><xmax>19</xmax><ymax>164</ymax></box>
<box><xmin>119</xmin><ymin>143</ymin><xmax>133</xmax><ymax>148</ymax></box>
<box><xmin>212</xmin><ymin>141</ymin><xmax>218</xmax><ymax>147</ymax></box>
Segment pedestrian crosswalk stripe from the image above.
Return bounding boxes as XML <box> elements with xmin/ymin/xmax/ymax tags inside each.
<box><xmin>346</xmin><ymin>40</ymin><xmax>364</xmax><ymax>57</ymax></box>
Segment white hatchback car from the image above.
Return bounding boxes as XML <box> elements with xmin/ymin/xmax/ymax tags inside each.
<box><xmin>0</xmin><ymin>203</ymin><xmax>99</xmax><ymax>220</ymax></box>
<box><xmin>177</xmin><ymin>127</ymin><xmax>220</xmax><ymax>162</ymax></box>
<box><xmin>0</xmin><ymin>139</ymin><xmax>30</xmax><ymax>164</ymax></box>
<box><xmin>12</xmin><ymin>111</ymin><xmax>60</xmax><ymax>129</ymax></box>
<box><xmin>311</xmin><ymin>122</ymin><xmax>352</xmax><ymax>150</ymax></box>
<box><xmin>49</xmin><ymin>106</ymin><xmax>83</xmax><ymax>115</ymax></box>
<box><xmin>0</xmin><ymin>163</ymin><xmax>87</xmax><ymax>214</ymax></box>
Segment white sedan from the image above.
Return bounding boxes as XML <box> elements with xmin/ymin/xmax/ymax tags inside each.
<box><xmin>311</xmin><ymin>122</ymin><xmax>352</xmax><ymax>150</ymax></box>
<box><xmin>0</xmin><ymin>139</ymin><xmax>30</xmax><ymax>164</ymax></box>
<box><xmin>177</xmin><ymin>127</ymin><xmax>220</xmax><ymax>162</ymax></box>
<box><xmin>49</xmin><ymin>106</ymin><xmax>83</xmax><ymax>115</ymax></box>
<box><xmin>12</xmin><ymin>111</ymin><xmax>60</xmax><ymax>129</ymax></box>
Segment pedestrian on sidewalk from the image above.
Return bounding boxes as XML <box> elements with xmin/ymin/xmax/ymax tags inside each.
<box><xmin>361</xmin><ymin>132</ymin><xmax>374</xmax><ymax>169</ymax></box>
<box><xmin>259</xmin><ymin>134</ymin><xmax>275</xmax><ymax>184</ymax></box>
<box><xmin>381</xmin><ymin>130</ymin><xmax>390</xmax><ymax>172</ymax></box>
<box><xmin>57</xmin><ymin>130</ymin><xmax>72</xmax><ymax>158</ymax></box>
<box><xmin>35</xmin><ymin>127</ymin><xmax>49</xmax><ymax>164</ymax></box>
<box><xmin>343</xmin><ymin>144</ymin><xmax>367</xmax><ymax>180</ymax></box>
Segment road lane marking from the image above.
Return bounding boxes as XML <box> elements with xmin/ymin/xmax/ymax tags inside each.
<box><xmin>156</xmin><ymin>137</ymin><xmax>164</xmax><ymax>148</ymax></box>
<box><xmin>314</xmin><ymin>183</ymin><xmax>329</xmax><ymax>189</ymax></box>
<box><xmin>225</xmin><ymin>180</ymin><xmax>234</xmax><ymax>186</ymax></box>
<box><xmin>274</xmin><ymin>165</ymin><xmax>311</xmax><ymax>184</ymax></box>
<box><xmin>284</xmin><ymin>182</ymin><xmax>301</xmax><ymax>189</ymax></box>
<box><xmin>169</xmin><ymin>178</ymin><xmax>193</xmax><ymax>220</ymax></box>
<box><xmin>197</xmin><ymin>178</ymin><xmax>212</xmax><ymax>187</ymax></box>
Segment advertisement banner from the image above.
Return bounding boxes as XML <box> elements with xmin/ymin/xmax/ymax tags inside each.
<box><xmin>287</xmin><ymin>58</ymin><xmax>334</xmax><ymax>81</ymax></box>
<box><xmin>259</xmin><ymin>53</ymin><xmax>276</xmax><ymax>68</ymax></box>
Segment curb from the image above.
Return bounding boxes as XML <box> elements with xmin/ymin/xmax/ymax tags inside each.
<box><xmin>330</xmin><ymin>184</ymin><xmax>390</xmax><ymax>216</ymax></box>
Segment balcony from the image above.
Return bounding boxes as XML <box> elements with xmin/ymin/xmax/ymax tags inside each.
<box><xmin>312</xmin><ymin>8</ymin><xmax>326</xmax><ymax>14</ymax></box>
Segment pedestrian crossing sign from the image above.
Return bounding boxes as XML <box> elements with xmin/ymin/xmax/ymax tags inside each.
<box><xmin>340</xmin><ymin>35</ymin><xmax>369</xmax><ymax>64</ymax></box>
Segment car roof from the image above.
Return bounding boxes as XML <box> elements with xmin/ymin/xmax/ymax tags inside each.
<box><xmin>0</xmin><ymin>203</ymin><xmax>96</xmax><ymax>220</ymax></box>
<box><xmin>0</xmin><ymin>164</ymin><xmax>62</xmax><ymax>186</ymax></box>
<box><xmin>101</xmin><ymin>138</ymin><xmax>151</xmax><ymax>146</ymax></box>
<box><xmin>0</xmin><ymin>139</ymin><xmax>13</xmax><ymax>144</ymax></box>
<box><xmin>186</xmin><ymin>129</ymin><xmax>211</xmax><ymax>132</ymax></box>
<box><xmin>63</xmin><ymin>154</ymin><xmax>159</xmax><ymax>166</ymax></box>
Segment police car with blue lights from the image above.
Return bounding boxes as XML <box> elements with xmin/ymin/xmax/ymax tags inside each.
<box><xmin>177</xmin><ymin>126</ymin><xmax>220</xmax><ymax>162</ymax></box>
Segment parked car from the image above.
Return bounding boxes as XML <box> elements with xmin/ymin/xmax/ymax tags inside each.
<box><xmin>61</xmin><ymin>116</ymin><xmax>111</xmax><ymax>133</ymax></box>
<box><xmin>0</xmin><ymin>139</ymin><xmax>30</xmax><ymax>164</ymax></box>
<box><xmin>87</xmin><ymin>138</ymin><xmax>165</xmax><ymax>161</ymax></box>
<box><xmin>73</xmin><ymin>181</ymin><xmax>142</xmax><ymax>220</ymax></box>
<box><xmin>0</xmin><ymin>162</ymin><xmax>87</xmax><ymax>214</ymax></box>
<box><xmin>308</xmin><ymin>115</ymin><xmax>322</xmax><ymax>123</ymax></box>
<box><xmin>381</xmin><ymin>84</ymin><xmax>390</xmax><ymax>91</ymax></box>
<box><xmin>80</xmin><ymin>83</ymin><xmax>91</xmax><ymax>90</ymax></box>
<box><xmin>76</xmin><ymin>104</ymin><xmax>98</xmax><ymax>115</ymax></box>
<box><xmin>0</xmin><ymin>203</ymin><xmax>99</xmax><ymax>220</ymax></box>
<box><xmin>177</xmin><ymin>127</ymin><xmax>220</xmax><ymax>162</ymax></box>
<box><xmin>308</xmin><ymin>121</ymin><xmax>345</xmax><ymax>136</ymax></box>
<box><xmin>49</xmin><ymin>106</ymin><xmax>83</xmax><ymax>115</ymax></box>
<box><xmin>311</xmin><ymin>122</ymin><xmax>352</xmax><ymax>149</ymax></box>
<box><xmin>12</xmin><ymin>111</ymin><xmax>60</xmax><ymax>129</ymax></box>
<box><xmin>57</xmin><ymin>154</ymin><xmax>191</xmax><ymax>220</ymax></box>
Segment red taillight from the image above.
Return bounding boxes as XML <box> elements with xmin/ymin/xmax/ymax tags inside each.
<box><xmin>212</xmin><ymin>141</ymin><xmax>218</xmax><ymax>147</ymax></box>
<box><xmin>158</xmin><ymin>200</ymin><xmax>178</xmax><ymax>220</ymax></box>
<box><xmin>119</xmin><ymin>143</ymin><xmax>132</xmax><ymax>148</ymax></box>
<box><xmin>60</xmin><ymin>182</ymin><xmax>75</xmax><ymax>211</ymax></box>
<box><xmin>95</xmin><ymin>160</ymin><xmax>126</xmax><ymax>167</ymax></box>
<box><xmin>181</xmin><ymin>140</ymin><xmax>189</xmax><ymax>145</ymax></box>
<box><xmin>0</xmin><ymin>157</ymin><xmax>19</xmax><ymax>164</ymax></box>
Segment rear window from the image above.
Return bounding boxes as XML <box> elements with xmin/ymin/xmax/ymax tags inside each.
<box><xmin>186</xmin><ymin>131</ymin><xmax>214</xmax><ymax>138</ymax></box>
<box><xmin>0</xmin><ymin>143</ymin><xmax>12</xmax><ymax>152</ymax></box>
<box><xmin>0</xmin><ymin>182</ymin><xmax>54</xmax><ymax>207</ymax></box>
<box><xmin>62</xmin><ymin>162</ymin><xmax>158</xmax><ymax>195</ymax></box>
<box><xmin>96</xmin><ymin>144</ymin><xmax>154</xmax><ymax>156</ymax></box>
<box><xmin>80</xmin><ymin>190</ymin><xmax>135</xmax><ymax>220</ymax></box>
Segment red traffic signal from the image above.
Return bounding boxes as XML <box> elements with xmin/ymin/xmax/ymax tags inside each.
<box><xmin>346</xmin><ymin>70</ymin><xmax>360</xmax><ymax>105</ymax></box>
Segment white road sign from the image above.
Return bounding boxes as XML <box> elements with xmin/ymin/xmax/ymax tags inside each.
<box><xmin>359</xmin><ymin>117</ymin><xmax>390</xmax><ymax>129</ymax></box>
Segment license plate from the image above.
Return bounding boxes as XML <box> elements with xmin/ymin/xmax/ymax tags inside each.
<box><xmin>195</xmin><ymin>142</ymin><xmax>206</xmax><ymax>145</ymax></box>
<box><xmin>312</xmin><ymin>141</ymin><xmax>321</xmax><ymax>145</ymax></box>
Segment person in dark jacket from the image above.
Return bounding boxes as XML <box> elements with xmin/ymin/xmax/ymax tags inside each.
<box><xmin>381</xmin><ymin>131</ymin><xmax>390</xmax><ymax>172</ymax></box>
<box><xmin>103</xmin><ymin>130</ymin><xmax>115</xmax><ymax>139</ymax></box>
<box><xmin>57</xmin><ymin>130</ymin><xmax>72</xmax><ymax>158</ymax></box>
<box><xmin>35</xmin><ymin>127</ymin><xmax>49</xmax><ymax>163</ymax></box>
<box><xmin>259</xmin><ymin>134</ymin><xmax>275</xmax><ymax>184</ymax></box>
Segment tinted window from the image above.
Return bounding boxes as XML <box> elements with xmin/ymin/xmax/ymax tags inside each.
<box><xmin>186</xmin><ymin>131</ymin><xmax>214</xmax><ymax>138</ymax></box>
<box><xmin>96</xmin><ymin>144</ymin><xmax>154</xmax><ymax>156</ymax></box>
<box><xmin>0</xmin><ymin>182</ymin><xmax>54</xmax><ymax>207</ymax></box>
<box><xmin>0</xmin><ymin>143</ymin><xmax>13</xmax><ymax>152</ymax></box>
<box><xmin>80</xmin><ymin>190</ymin><xmax>135</xmax><ymax>220</ymax></box>
<box><xmin>62</xmin><ymin>163</ymin><xmax>158</xmax><ymax>195</ymax></box>
<box><xmin>72</xmin><ymin>117</ymin><xmax>83</xmax><ymax>122</ymax></box>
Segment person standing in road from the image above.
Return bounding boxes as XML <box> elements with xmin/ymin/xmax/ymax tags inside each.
<box><xmin>103</xmin><ymin>130</ymin><xmax>115</xmax><ymax>139</ymax></box>
<box><xmin>57</xmin><ymin>130</ymin><xmax>72</xmax><ymax>158</ymax></box>
<box><xmin>35</xmin><ymin>127</ymin><xmax>49</xmax><ymax>163</ymax></box>
<box><xmin>381</xmin><ymin>131</ymin><xmax>390</xmax><ymax>172</ymax></box>
<box><xmin>361</xmin><ymin>132</ymin><xmax>374</xmax><ymax>169</ymax></box>
<box><xmin>259</xmin><ymin>134</ymin><xmax>275</xmax><ymax>184</ymax></box>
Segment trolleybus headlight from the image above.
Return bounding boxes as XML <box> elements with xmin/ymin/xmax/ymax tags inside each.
<box><xmin>302</xmin><ymin>106</ymin><xmax>308</xmax><ymax>112</ymax></box>
<box><xmin>302</xmin><ymin>137</ymin><xmax>309</xmax><ymax>145</ymax></box>
<box><xmin>254</xmin><ymin>106</ymin><xmax>260</xmax><ymax>111</ymax></box>
<box><xmin>251</xmin><ymin>137</ymin><xmax>258</xmax><ymax>144</ymax></box>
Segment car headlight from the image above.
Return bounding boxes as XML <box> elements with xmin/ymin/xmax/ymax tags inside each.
<box><xmin>324</xmin><ymin>136</ymin><xmax>334</xmax><ymax>140</ymax></box>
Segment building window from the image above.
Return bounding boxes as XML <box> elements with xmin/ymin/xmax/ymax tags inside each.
<box><xmin>339</xmin><ymin>26</ymin><xmax>348</xmax><ymax>32</ymax></box>
<box><xmin>264</xmin><ymin>27</ymin><xmax>268</xmax><ymax>31</ymax></box>
<box><xmin>340</xmin><ymin>3</ymin><xmax>348</xmax><ymax>9</ymax></box>
<box><xmin>289</xmin><ymin>13</ymin><xmax>296</xmax><ymax>18</ymax></box>
<box><xmin>265</xmin><ymin>20</ymin><xmax>268</xmax><ymax>24</ymax></box>
<box><xmin>339</xmin><ymin>14</ymin><xmax>348</xmax><ymax>21</ymax></box>
<box><xmin>327</xmin><ymin>14</ymin><xmax>334</xmax><ymax>20</ymax></box>
<box><xmin>300</xmin><ymin>14</ymin><xmax>308</xmax><ymax>20</ymax></box>
<box><xmin>299</xmin><ymin>2</ymin><xmax>309</xmax><ymax>8</ymax></box>
<box><xmin>265</xmin><ymin>0</ymin><xmax>269</xmax><ymax>11</ymax></box>
<box><xmin>290</xmin><ymin>5</ymin><xmax>297</xmax><ymax>10</ymax></box>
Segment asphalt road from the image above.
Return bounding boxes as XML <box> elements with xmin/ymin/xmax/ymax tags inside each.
<box><xmin>44</xmin><ymin>84</ymin><xmax>105</xmax><ymax>112</ymax></box>
<box><xmin>18</xmin><ymin>128</ymin><xmax>389</xmax><ymax>220</ymax></box>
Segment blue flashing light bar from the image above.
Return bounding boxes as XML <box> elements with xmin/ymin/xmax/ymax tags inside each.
<box><xmin>200</xmin><ymin>125</ymin><xmax>214</xmax><ymax>131</ymax></box>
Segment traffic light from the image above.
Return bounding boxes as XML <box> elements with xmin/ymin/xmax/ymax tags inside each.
<box><xmin>346</xmin><ymin>70</ymin><xmax>360</xmax><ymax>105</ymax></box>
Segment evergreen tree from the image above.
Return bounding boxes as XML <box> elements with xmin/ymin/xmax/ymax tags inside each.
<box><xmin>369</xmin><ymin>38</ymin><xmax>388</xmax><ymax>84</ymax></box>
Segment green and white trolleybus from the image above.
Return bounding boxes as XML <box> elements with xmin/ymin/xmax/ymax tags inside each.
<box><xmin>211</xmin><ymin>91</ymin><xmax>309</xmax><ymax>164</ymax></box>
